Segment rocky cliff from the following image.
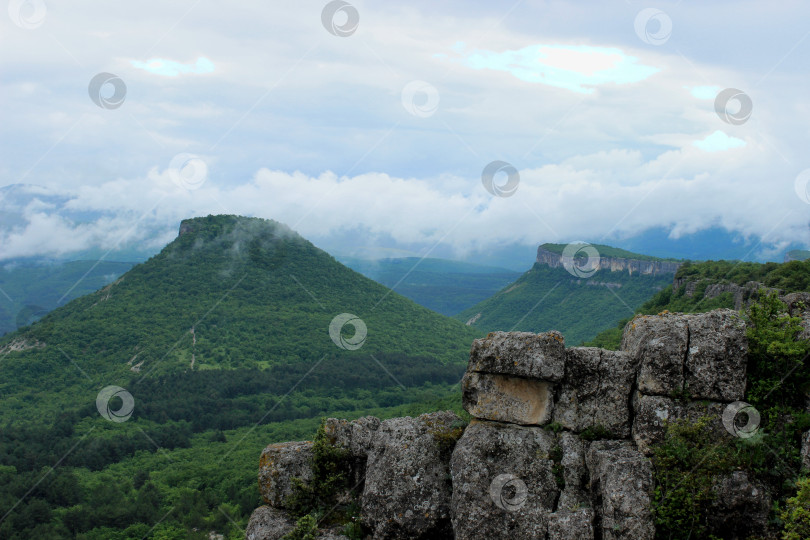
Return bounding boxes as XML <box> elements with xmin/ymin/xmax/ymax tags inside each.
<box><xmin>536</xmin><ymin>246</ymin><xmax>682</xmax><ymax>276</ymax></box>
<box><xmin>245</xmin><ymin>306</ymin><xmax>805</xmax><ymax>539</ymax></box>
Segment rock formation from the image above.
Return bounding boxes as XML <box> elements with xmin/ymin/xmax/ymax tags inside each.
<box><xmin>536</xmin><ymin>246</ymin><xmax>682</xmax><ymax>276</ymax></box>
<box><xmin>247</xmin><ymin>308</ymin><xmax>778</xmax><ymax>539</ymax></box>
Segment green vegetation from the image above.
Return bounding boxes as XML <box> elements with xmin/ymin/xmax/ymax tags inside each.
<box><xmin>538</xmin><ymin>242</ymin><xmax>681</xmax><ymax>262</ymax></box>
<box><xmin>339</xmin><ymin>256</ymin><xmax>521</xmax><ymax>316</ymax></box>
<box><xmin>0</xmin><ymin>215</ymin><xmax>481</xmax><ymax>538</ymax></box>
<box><xmin>651</xmin><ymin>292</ymin><xmax>810</xmax><ymax>539</ymax></box>
<box><xmin>0</xmin><ymin>259</ymin><xmax>133</xmax><ymax>336</ymax></box>
<box><xmin>782</xmin><ymin>477</ymin><xmax>810</xmax><ymax>540</ymax></box>
<box><xmin>455</xmin><ymin>262</ymin><xmax>672</xmax><ymax>345</ymax></box>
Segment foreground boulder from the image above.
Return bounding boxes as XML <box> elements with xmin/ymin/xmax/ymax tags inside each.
<box><xmin>360</xmin><ymin>411</ymin><xmax>460</xmax><ymax>539</ymax></box>
<box><xmin>586</xmin><ymin>441</ymin><xmax>655</xmax><ymax>540</ymax></box>
<box><xmin>450</xmin><ymin>420</ymin><xmax>560</xmax><ymax>539</ymax></box>
<box><xmin>468</xmin><ymin>330</ymin><xmax>566</xmax><ymax>381</ymax></box>
<box><xmin>622</xmin><ymin>310</ymin><xmax>747</xmax><ymax>402</ymax></box>
<box><xmin>258</xmin><ymin>441</ymin><xmax>313</xmax><ymax>508</ymax></box>
<box><xmin>462</xmin><ymin>371</ymin><xmax>553</xmax><ymax>425</ymax></box>
<box><xmin>553</xmin><ymin>348</ymin><xmax>636</xmax><ymax>438</ymax></box>
<box><xmin>245</xmin><ymin>506</ymin><xmax>295</xmax><ymax>540</ymax></box>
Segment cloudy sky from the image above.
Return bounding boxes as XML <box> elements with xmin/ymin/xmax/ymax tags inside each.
<box><xmin>2</xmin><ymin>0</ymin><xmax>810</xmax><ymax>268</ymax></box>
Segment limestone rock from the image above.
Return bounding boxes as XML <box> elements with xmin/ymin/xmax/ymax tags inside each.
<box><xmin>245</xmin><ymin>506</ymin><xmax>295</xmax><ymax>540</ymax></box>
<box><xmin>553</xmin><ymin>348</ymin><xmax>636</xmax><ymax>437</ymax></box>
<box><xmin>258</xmin><ymin>441</ymin><xmax>312</xmax><ymax>508</ymax></box>
<box><xmin>468</xmin><ymin>331</ymin><xmax>566</xmax><ymax>382</ymax></box>
<box><xmin>802</xmin><ymin>430</ymin><xmax>810</xmax><ymax>471</ymax></box>
<box><xmin>450</xmin><ymin>420</ymin><xmax>559</xmax><ymax>539</ymax></box>
<box><xmin>559</xmin><ymin>431</ymin><xmax>587</xmax><ymax>491</ymax></box>
<box><xmin>324</xmin><ymin>415</ymin><xmax>380</xmax><ymax>458</ymax></box>
<box><xmin>622</xmin><ymin>313</ymin><xmax>688</xmax><ymax>396</ymax></box>
<box><xmin>683</xmin><ymin>309</ymin><xmax>747</xmax><ymax>401</ymax></box>
<box><xmin>462</xmin><ymin>371</ymin><xmax>553</xmax><ymax>425</ymax></box>
<box><xmin>547</xmin><ymin>508</ymin><xmax>595</xmax><ymax>540</ymax></box>
<box><xmin>360</xmin><ymin>411</ymin><xmax>459</xmax><ymax>539</ymax></box>
<box><xmin>623</xmin><ymin>310</ymin><xmax>747</xmax><ymax>401</ymax></box>
<box><xmin>632</xmin><ymin>394</ymin><xmax>729</xmax><ymax>455</ymax></box>
<box><xmin>586</xmin><ymin>441</ymin><xmax>654</xmax><ymax>540</ymax></box>
<box><xmin>707</xmin><ymin>471</ymin><xmax>771</xmax><ymax>539</ymax></box>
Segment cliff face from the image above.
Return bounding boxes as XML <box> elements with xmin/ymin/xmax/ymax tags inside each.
<box><xmin>536</xmin><ymin>246</ymin><xmax>682</xmax><ymax>276</ymax></box>
<box><xmin>246</xmin><ymin>307</ymin><xmax>801</xmax><ymax>540</ymax></box>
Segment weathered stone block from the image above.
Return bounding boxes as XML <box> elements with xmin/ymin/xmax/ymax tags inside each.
<box><xmin>622</xmin><ymin>312</ymin><xmax>688</xmax><ymax>396</ymax></box>
<box><xmin>246</xmin><ymin>505</ymin><xmax>295</xmax><ymax>540</ymax></box>
<box><xmin>468</xmin><ymin>330</ymin><xmax>566</xmax><ymax>382</ymax></box>
<box><xmin>462</xmin><ymin>371</ymin><xmax>553</xmax><ymax>425</ymax></box>
<box><xmin>360</xmin><ymin>411</ymin><xmax>459</xmax><ymax>539</ymax></box>
<box><xmin>683</xmin><ymin>309</ymin><xmax>747</xmax><ymax>401</ymax></box>
<box><xmin>586</xmin><ymin>441</ymin><xmax>654</xmax><ymax>540</ymax></box>
<box><xmin>450</xmin><ymin>420</ymin><xmax>559</xmax><ymax>539</ymax></box>
<box><xmin>258</xmin><ymin>441</ymin><xmax>312</xmax><ymax>508</ymax></box>
<box><xmin>324</xmin><ymin>415</ymin><xmax>380</xmax><ymax>458</ymax></box>
<box><xmin>553</xmin><ymin>348</ymin><xmax>636</xmax><ymax>437</ymax></box>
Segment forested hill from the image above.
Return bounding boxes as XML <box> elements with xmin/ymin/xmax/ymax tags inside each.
<box><xmin>0</xmin><ymin>214</ymin><xmax>481</xmax><ymax>538</ymax></box>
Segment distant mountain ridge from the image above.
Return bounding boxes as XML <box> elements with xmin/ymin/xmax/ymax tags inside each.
<box><xmin>536</xmin><ymin>243</ymin><xmax>682</xmax><ymax>276</ymax></box>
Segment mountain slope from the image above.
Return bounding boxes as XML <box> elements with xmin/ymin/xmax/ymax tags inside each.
<box><xmin>338</xmin><ymin>256</ymin><xmax>521</xmax><ymax>316</ymax></box>
<box><xmin>0</xmin><ymin>215</ymin><xmax>482</xmax><ymax>538</ymax></box>
<box><xmin>455</xmin><ymin>244</ymin><xmax>677</xmax><ymax>344</ymax></box>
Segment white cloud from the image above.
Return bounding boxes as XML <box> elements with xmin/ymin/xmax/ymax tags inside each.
<box><xmin>130</xmin><ymin>57</ymin><xmax>215</xmax><ymax>77</ymax></box>
<box><xmin>451</xmin><ymin>43</ymin><xmax>659</xmax><ymax>94</ymax></box>
<box><xmin>692</xmin><ymin>130</ymin><xmax>746</xmax><ymax>152</ymax></box>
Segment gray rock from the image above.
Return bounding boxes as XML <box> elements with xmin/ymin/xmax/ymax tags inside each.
<box><xmin>623</xmin><ymin>310</ymin><xmax>748</xmax><ymax>401</ymax></box>
<box><xmin>360</xmin><ymin>411</ymin><xmax>459</xmax><ymax>539</ymax></box>
<box><xmin>707</xmin><ymin>471</ymin><xmax>771</xmax><ymax>539</ymax></box>
<box><xmin>802</xmin><ymin>430</ymin><xmax>810</xmax><ymax>471</ymax></box>
<box><xmin>245</xmin><ymin>506</ymin><xmax>295</xmax><ymax>540</ymax></box>
<box><xmin>553</xmin><ymin>348</ymin><xmax>636</xmax><ymax>437</ymax></box>
<box><xmin>258</xmin><ymin>441</ymin><xmax>313</xmax><ymax>508</ymax></box>
<box><xmin>683</xmin><ymin>309</ymin><xmax>747</xmax><ymax>401</ymax></box>
<box><xmin>324</xmin><ymin>416</ymin><xmax>380</xmax><ymax>458</ymax></box>
<box><xmin>586</xmin><ymin>441</ymin><xmax>654</xmax><ymax>540</ymax></box>
<box><xmin>450</xmin><ymin>420</ymin><xmax>559</xmax><ymax>540</ymax></box>
<box><xmin>462</xmin><ymin>371</ymin><xmax>553</xmax><ymax>425</ymax></box>
<box><xmin>631</xmin><ymin>394</ymin><xmax>729</xmax><ymax>455</ymax></box>
<box><xmin>559</xmin><ymin>431</ymin><xmax>587</xmax><ymax>491</ymax></box>
<box><xmin>622</xmin><ymin>312</ymin><xmax>688</xmax><ymax>396</ymax></box>
<box><xmin>468</xmin><ymin>331</ymin><xmax>566</xmax><ymax>382</ymax></box>
<box><xmin>548</xmin><ymin>508</ymin><xmax>595</xmax><ymax>540</ymax></box>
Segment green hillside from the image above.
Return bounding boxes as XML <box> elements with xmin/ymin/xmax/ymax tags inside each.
<box><xmin>454</xmin><ymin>262</ymin><xmax>673</xmax><ymax>345</ymax></box>
<box><xmin>338</xmin><ymin>256</ymin><xmax>521</xmax><ymax>316</ymax></box>
<box><xmin>0</xmin><ymin>215</ymin><xmax>481</xmax><ymax>539</ymax></box>
<box><xmin>0</xmin><ymin>259</ymin><xmax>134</xmax><ymax>336</ymax></box>
<box><xmin>586</xmin><ymin>258</ymin><xmax>810</xmax><ymax>349</ymax></box>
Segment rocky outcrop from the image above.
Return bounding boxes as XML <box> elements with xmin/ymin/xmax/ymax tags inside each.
<box><xmin>536</xmin><ymin>246</ymin><xmax>681</xmax><ymax>276</ymax></box>
<box><xmin>247</xmin><ymin>308</ymin><xmax>775</xmax><ymax>539</ymax></box>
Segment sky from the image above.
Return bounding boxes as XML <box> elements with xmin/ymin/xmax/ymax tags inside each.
<box><xmin>2</xmin><ymin>0</ymin><xmax>810</xmax><ymax>269</ymax></box>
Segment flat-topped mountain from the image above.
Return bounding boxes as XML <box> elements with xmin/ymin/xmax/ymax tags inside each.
<box><xmin>536</xmin><ymin>243</ymin><xmax>682</xmax><ymax>276</ymax></box>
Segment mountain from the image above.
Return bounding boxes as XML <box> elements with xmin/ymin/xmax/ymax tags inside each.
<box><xmin>0</xmin><ymin>215</ymin><xmax>481</xmax><ymax>538</ymax></box>
<box><xmin>337</xmin><ymin>256</ymin><xmax>521</xmax><ymax>316</ymax></box>
<box><xmin>454</xmin><ymin>243</ymin><xmax>678</xmax><ymax>345</ymax></box>
<box><xmin>0</xmin><ymin>258</ymin><xmax>134</xmax><ymax>336</ymax></box>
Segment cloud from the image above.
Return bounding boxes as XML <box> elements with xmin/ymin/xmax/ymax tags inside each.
<box><xmin>688</xmin><ymin>85</ymin><xmax>722</xmax><ymax>100</ymax></box>
<box><xmin>452</xmin><ymin>44</ymin><xmax>659</xmax><ymax>93</ymax></box>
<box><xmin>130</xmin><ymin>57</ymin><xmax>215</xmax><ymax>77</ymax></box>
<box><xmin>693</xmin><ymin>130</ymin><xmax>746</xmax><ymax>152</ymax></box>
